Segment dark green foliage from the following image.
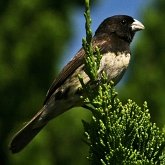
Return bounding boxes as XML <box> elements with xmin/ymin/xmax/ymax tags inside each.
<box><xmin>0</xmin><ymin>0</ymin><xmax>88</xmax><ymax>165</ymax></box>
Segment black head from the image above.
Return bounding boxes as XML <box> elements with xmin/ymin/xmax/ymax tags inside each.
<box><xmin>95</xmin><ymin>15</ymin><xmax>144</xmax><ymax>43</ymax></box>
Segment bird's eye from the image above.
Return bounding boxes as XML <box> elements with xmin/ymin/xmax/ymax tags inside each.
<box><xmin>121</xmin><ymin>20</ymin><xmax>127</xmax><ymax>25</ymax></box>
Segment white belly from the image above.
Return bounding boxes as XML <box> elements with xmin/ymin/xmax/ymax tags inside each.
<box><xmin>99</xmin><ymin>52</ymin><xmax>131</xmax><ymax>83</ymax></box>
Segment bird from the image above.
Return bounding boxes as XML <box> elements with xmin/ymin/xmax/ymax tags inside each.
<box><xmin>9</xmin><ymin>15</ymin><xmax>144</xmax><ymax>153</ymax></box>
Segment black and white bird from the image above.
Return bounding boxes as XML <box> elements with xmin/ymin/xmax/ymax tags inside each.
<box><xmin>10</xmin><ymin>15</ymin><xmax>144</xmax><ymax>153</ymax></box>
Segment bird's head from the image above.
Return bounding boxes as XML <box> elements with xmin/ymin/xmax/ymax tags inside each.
<box><xmin>95</xmin><ymin>15</ymin><xmax>144</xmax><ymax>43</ymax></box>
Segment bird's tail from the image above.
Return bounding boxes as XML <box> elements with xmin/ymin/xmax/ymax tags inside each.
<box><xmin>9</xmin><ymin>107</ymin><xmax>47</xmax><ymax>153</ymax></box>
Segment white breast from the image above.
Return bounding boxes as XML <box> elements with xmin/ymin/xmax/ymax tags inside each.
<box><xmin>99</xmin><ymin>52</ymin><xmax>131</xmax><ymax>83</ymax></box>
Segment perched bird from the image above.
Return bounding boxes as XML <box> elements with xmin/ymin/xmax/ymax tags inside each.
<box><xmin>9</xmin><ymin>15</ymin><xmax>144</xmax><ymax>153</ymax></box>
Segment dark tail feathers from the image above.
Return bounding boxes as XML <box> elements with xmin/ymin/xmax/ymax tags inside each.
<box><xmin>9</xmin><ymin>108</ymin><xmax>47</xmax><ymax>153</ymax></box>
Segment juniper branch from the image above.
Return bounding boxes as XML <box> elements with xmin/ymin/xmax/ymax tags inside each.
<box><xmin>81</xmin><ymin>0</ymin><xmax>165</xmax><ymax>164</ymax></box>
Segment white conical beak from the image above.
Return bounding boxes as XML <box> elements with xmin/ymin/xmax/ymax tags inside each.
<box><xmin>131</xmin><ymin>19</ymin><xmax>145</xmax><ymax>31</ymax></box>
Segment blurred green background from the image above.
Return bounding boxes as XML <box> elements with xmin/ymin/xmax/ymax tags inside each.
<box><xmin>0</xmin><ymin>0</ymin><xmax>165</xmax><ymax>164</ymax></box>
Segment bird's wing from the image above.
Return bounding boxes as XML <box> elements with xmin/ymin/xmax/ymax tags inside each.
<box><xmin>44</xmin><ymin>36</ymin><xmax>110</xmax><ymax>104</ymax></box>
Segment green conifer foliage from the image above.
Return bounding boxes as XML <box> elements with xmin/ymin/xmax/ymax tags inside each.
<box><xmin>82</xmin><ymin>1</ymin><xmax>165</xmax><ymax>164</ymax></box>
